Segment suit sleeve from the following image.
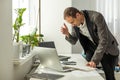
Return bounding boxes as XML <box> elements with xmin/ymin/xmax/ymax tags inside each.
<box><xmin>91</xmin><ymin>13</ymin><xmax>109</xmax><ymax>64</ymax></box>
<box><xmin>65</xmin><ymin>28</ymin><xmax>78</xmax><ymax>45</ymax></box>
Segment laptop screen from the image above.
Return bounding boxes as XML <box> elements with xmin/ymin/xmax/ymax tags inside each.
<box><xmin>34</xmin><ymin>47</ymin><xmax>63</xmax><ymax>71</ymax></box>
<box><xmin>38</xmin><ymin>41</ymin><xmax>71</xmax><ymax>61</ymax></box>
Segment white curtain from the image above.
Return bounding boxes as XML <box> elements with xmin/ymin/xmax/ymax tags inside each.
<box><xmin>96</xmin><ymin>0</ymin><xmax>120</xmax><ymax>35</ymax></box>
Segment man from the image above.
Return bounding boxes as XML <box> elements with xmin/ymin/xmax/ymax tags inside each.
<box><xmin>61</xmin><ymin>7</ymin><xmax>119</xmax><ymax>80</ymax></box>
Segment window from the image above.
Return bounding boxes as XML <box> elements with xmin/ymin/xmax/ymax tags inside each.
<box><xmin>12</xmin><ymin>0</ymin><xmax>40</xmax><ymax>36</ymax></box>
<box><xmin>12</xmin><ymin>0</ymin><xmax>40</xmax><ymax>59</ymax></box>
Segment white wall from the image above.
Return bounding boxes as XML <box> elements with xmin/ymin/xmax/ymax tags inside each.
<box><xmin>41</xmin><ymin>0</ymin><xmax>72</xmax><ymax>54</ymax></box>
<box><xmin>0</xmin><ymin>0</ymin><xmax>13</xmax><ymax>80</ymax></box>
<box><xmin>14</xmin><ymin>59</ymin><xmax>33</xmax><ymax>80</ymax></box>
<box><xmin>72</xmin><ymin>0</ymin><xmax>96</xmax><ymax>10</ymax></box>
<box><xmin>41</xmin><ymin>0</ymin><xmax>97</xmax><ymax>54</ymax></box>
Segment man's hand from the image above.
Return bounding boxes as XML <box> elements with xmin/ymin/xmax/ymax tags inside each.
<box><xmin>61</xmin><ymin>23</ymin><xmax>69</xmax><ymax>37</ymax></box>
<box><xmin>86</xmin><ymin>61</ymin><xmax>96</xmax><ymax>68</ymax></box>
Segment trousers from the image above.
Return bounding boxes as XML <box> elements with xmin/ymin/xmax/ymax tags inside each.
<box><xmin>86</xmin><ymin>53</ymin><xmax>118</xmax><ymax>80</ymax></box>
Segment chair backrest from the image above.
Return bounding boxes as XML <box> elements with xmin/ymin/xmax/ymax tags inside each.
<box><xmin>39</xmin><ymin>41</ymin><xmax>56</xmax><ymax>48</ymax></box>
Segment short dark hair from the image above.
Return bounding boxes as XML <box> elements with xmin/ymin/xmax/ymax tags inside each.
<box><xmin>64</xmin><ymin>7</ymin><xmax>81</xmax><ymax>19</ymax></box>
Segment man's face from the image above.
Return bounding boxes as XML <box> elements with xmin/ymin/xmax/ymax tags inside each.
<box><xmin>65</xmin><ymin>13</ymin><xmax>83</xmax><ymax>27</ymax></box>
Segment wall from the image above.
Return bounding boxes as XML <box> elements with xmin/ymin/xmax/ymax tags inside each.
<box><xmin>14</xmin><ymin>58</ymin><xmax>33</xmax><ymax>80</ymax></box>
<box><xmin>115</xmin><ymin>35</ymin><xmax>120</xmax><ymax>63</ymax></box>
<box><xmin>41</xmin><ymin>0</ymin><xmax>72</xmax><ymax>54</ymax></box>
<box><xmin>72</xmin><ymin>0</ymin><xmax>96</xmax><ymax>53</ymax></box>
<box><xmin>72</xmin><ymin>0</ymin><xmax>96</xmax><ymax>10</ymax></box>
<box><xmin>0</xmin><ymin>0</ymin><xmax>13</xmax><ymax>80</ymax></box>
<box><xmin>41</xmin><ymin>0</ymin><xmax>97</xmax><ymax>54</ymax></box>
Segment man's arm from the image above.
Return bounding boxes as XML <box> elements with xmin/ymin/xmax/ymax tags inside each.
<box><xmin>65</xmin><ymin>29</ymin><xmax>78</xmax><ymax>45</ymax></box>
<box><xmin>61</xmin><ymin>24</ymin><xmax>78</xmax><ymax>45</ymax></box>
<box><xmin>91</xmin><ymin>13</ymin><xmax>109</xmax><ymax>65</ymax></box>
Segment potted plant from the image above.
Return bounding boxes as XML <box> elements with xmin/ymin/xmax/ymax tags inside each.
<box><xmin>12</xmin><ymin>8</ymin><xmax>26</xmax><ymax>60</ymax></box>
<box><xmin>13</xmin><ymin>8</ymin><xmax>26</xmax><ymax>42</ymax></box>
<box><xmin>20</xmin><ymin>27</ymin><xmax>44</xmax><ymax>52</ymax></box>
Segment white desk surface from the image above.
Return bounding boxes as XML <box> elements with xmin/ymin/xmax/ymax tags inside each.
<box><xmin>30</xmin><ymin>54</ymin><xmax>104</xmax><ymax>80</ymax></box>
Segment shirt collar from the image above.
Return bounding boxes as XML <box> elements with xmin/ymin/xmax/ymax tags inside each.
<box><xmin>78</xmin><ymin>18</ymin><xmax>86</xmax><ymax>29</ymax></box>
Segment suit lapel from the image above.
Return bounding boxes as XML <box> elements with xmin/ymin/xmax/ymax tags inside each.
<box><xmin>82</xmin><ymin>10</ymin><xmax>98</xmax><ymax>45</ymax></box>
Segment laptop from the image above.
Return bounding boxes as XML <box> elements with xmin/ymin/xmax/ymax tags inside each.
<box><xmin>38</xmin><ymin>41</ymin><xmax>71</xmax><ymax>61</ymax></box>
<box><xmin>33</xmin><ymin>47</ymin><xmax>73</xmax><ymax>72</ymax></box>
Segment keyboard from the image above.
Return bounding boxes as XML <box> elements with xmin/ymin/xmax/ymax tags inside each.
<box><xmin>58</xmin><ymin>55</ymin><xmax>71</xmax><ymax>61</ymax></box>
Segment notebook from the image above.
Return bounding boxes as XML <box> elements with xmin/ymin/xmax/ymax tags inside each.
<box><xmin>33</xmin><ymin>47</ymin><xmax>73</xmax><ymax>72</ymax></box>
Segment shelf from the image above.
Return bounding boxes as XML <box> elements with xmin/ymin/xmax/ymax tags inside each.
<box><xmin>13</xmin><ymin>50</ymin><xmax>35</xmax><ymax>66</ymax></box>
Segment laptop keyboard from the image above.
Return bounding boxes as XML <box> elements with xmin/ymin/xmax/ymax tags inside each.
<box><xmin>58</xmin><ymin>55</ymin><xmax>71</xmax><ymax>61</ymax></box>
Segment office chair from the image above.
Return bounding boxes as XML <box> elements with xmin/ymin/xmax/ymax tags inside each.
<box><xmin>38</xmin><ymin>41</ymin><xmax>56</xmax><ymax>48</ymax></box>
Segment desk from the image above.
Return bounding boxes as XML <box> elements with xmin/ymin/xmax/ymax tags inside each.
<box><xmin>30</xmin><ymin>54</ymin><xmax>104</xmax><ymax>80</ymax></box>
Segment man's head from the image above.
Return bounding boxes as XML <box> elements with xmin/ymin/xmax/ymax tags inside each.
<box><xmin>64</xmin><ymin>7</ymin><xmax>84</xmax><ymax>27</ymax></box>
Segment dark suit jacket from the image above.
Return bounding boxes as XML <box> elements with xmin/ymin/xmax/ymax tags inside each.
<box><xmin>66</xmin><ymin>10</ymin><xmax>119</xmax><ymax>64</ymax></box>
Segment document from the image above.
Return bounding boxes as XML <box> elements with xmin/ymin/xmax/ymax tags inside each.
<box><xmin>63</xmin><ymin>65</ymin><xmax>96</xmax><ymax>72</ymax></box>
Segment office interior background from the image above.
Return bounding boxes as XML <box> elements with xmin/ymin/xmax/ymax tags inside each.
<box><xmin>0</xmin><ymin>0</ymin><xmax>120</xmax><ymax>80</ymax></box>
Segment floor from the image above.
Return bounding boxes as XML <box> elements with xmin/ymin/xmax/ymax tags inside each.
<box><xmin>115</xmin><ymin>72</ymin><xmax>120</xmax><ymax>80</ymax></box>
<box><xmin>98</xmin><ymin>70</ymin><xmax>120</xmax><ymax>80</ymax></box>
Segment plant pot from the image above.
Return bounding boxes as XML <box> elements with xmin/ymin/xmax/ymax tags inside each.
<box><xmin>13</xmin><ymin>42</ymin><xmax>21</xmax><ymax>60</ymax></box>
<box><xmin>21</xmin><ymin>44</ymin><xmax>31</xmax><ymax>57</ymax></box>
